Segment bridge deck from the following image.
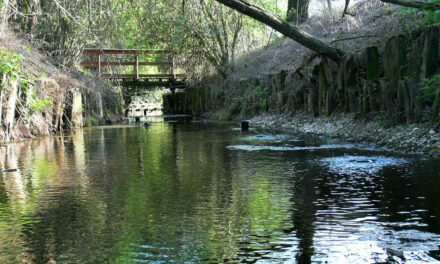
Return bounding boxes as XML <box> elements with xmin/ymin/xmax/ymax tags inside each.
<box><xmin>83</xmin><ymin>48</ymin><xmax>172</xmax><ymax>55</ymax></box>
<box><xmin>82</xmin><ymin>48</ymin><xmax>187</xmax><ymax>89</ymax></box>
<box><xmin>101</xmin><ymin>74</ymin><xmax>186</xmax><ymax>79</ymax></box>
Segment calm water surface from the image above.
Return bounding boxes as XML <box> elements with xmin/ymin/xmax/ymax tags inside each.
<box><xmin>0</xmin><ymin>118</ymin><xmax>439</xmax><ymax>263</ymax></box>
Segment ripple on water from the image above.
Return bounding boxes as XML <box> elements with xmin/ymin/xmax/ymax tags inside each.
<box><xmin>355</xmin><ymin>223</ymin><xmax>440</xmax><ymax>261</ymax></box>
<box><xmin>320</xmin><ymin>155</ymin><xmax>408</xmax><ymax>175</ymax></box>
<box><xmin>226</xmin><ymin>144</ymin><xmax>358</xmax><ymax>151</ymax></box>
<box><xmin>246</xmin><ymin>134</ymin><xmax>294</xmax><ymax>142</ymax></box>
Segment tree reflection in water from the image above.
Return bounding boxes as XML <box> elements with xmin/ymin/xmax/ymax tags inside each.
<box><xmin>0</xmin><ymin>120</ymin><xmax>439</xmax><ymax>263</ymax></box>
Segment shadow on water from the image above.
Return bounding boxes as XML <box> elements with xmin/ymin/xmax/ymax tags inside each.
<box><xmin>0</xmin><ymin>118</ymin><xmax>439</xmax><ymax>263</ymax></box>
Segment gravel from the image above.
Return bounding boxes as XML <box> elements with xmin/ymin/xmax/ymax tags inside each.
<box><xmin>250</xmin><ymin>112</ymin><xmax>440</xmax><ymax>156</ymax></box>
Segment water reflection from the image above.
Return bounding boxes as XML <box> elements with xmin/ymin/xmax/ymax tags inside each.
<box><xmin>292</xmin><ymin>166</ymin><xmax>317</xmax><ymax>264</ymax></box>
<box><xmin>0</xmin><ymin>120</ymin><xmax>439</xmax><ymax>263</ymax></box>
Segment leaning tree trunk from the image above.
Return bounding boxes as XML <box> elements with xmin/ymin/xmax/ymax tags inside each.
<box><xmin>380</xmin><ymin>0</ymin><xmax>440</xmax><ymax>9</ymax></box>
<box><xmin>287</xmin><ymin>0</ymin><xmax>309</xmax><ymax>24</ymax></box>
<box><xmin>214</xmin><ymin>0</ymin><xmax>345</xmax><ymax>61</ymax></box>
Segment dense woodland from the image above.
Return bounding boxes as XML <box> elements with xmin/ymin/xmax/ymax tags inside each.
<box><xmin>1</xmin><ymin>0</ymin><xmax>440</xmax><ymax>143</ymax></box>
<box><xmin>1</xmin><ymin>0</ymin><xmax>293</xmax><ymax>76</ymax></box>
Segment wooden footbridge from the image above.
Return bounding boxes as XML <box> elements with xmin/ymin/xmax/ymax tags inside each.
<box><xmin>81</xmin><ymin>48</ymin><xmax>187</xmax><ymax>89</ymax></box>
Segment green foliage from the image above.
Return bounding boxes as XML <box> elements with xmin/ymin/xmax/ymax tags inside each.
<box><xmin>395</xmin><ymin>7</ymin><xmax>418</xmax><ymax>32</ymax></box>
<box><xmin>10</xmin><ymin>0</ymin><xmax>283</xmax><ymax>76</ymax></box>
<box><xmin>0</xmin><ymin>48</ymin><xmax>24</xmax><ymax>88</ymax></box>
<box><xmin>374</xmin><ymin>113</ymin><xmax>386</xmax><ymax>122</ymax></box>
<box><xmin>396</xmin><ymin>2</ymin><xmax>440</xmax><ymax>26</ymax></box>
<box><xmin>384</xmin><ymin>6</ymin><xmax>394</xmax><ymax>15</ymax></box>
<box><xmin>403</xmin><ymin>75</ymin><xmax>413</xmax><ymax>81</ymax></box>
<box><xmin>372</xmin><ymin>10</ymin><xmax>381</xmax><ymax>18</ymax></box>
<box><xmin>84</xmin><ymin>116</ymin><xmax>105</xmax><ymax>127</ymax></box>
<box><xmin>370</xmin><ymin>81</ymin><xmax>379</xmax><ymax>92</ymax></box>
<box><xmin>419</xmin><ymin>73</ymin><xmax>440</xmax><ymax>103</ymax></box>
<box><xmin>420</xmin><ymin>0</ymin><xmax>440</xmax><ymax>24</ymax></box>
<box><xmin>422</xmin><ymin>10</ymin><xmax>440</xmax><ymax>24</ymax></box>
<box><xmin>30</xmin><ymin>95</ymin><xmax>53</xmax><ymax>113</ymax></box>
<box><xmin>407</xmin><ymin>0</ymin><xmax>440</xmax><ymax>25</ymax></box>
<box><xmin>227</xmin><ymin>99</ymin><xmax>241</xmax><ymax>117</ymax></box>
<box><xmin>397</xmin><ymin>7</ymin><xmax>417</xmax><ymax>18</ymax></box>
<box><xmin>254</xmin><ymin>85</ymin><xmax>268</xmax><ymax>111</ymax></box>
<box><xmin>286</xmin><ymin>7</ymin><xmax>297</xmax><ymax>20</ymax></box>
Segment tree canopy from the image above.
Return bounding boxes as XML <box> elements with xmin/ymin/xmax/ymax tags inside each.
<box><xmin>1</xmin><ymin>0</ymin><xmax>287</xmax><ymax>77</ymax></box>
<box><xmin>1</xmin><ymin>0</ymin><xmax>438</xmax><ymax>75</ymax></box>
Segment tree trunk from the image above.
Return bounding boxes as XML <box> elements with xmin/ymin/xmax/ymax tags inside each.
<box><xmin>433</xmin><ymin>87</ymin><xmax>440</xmax><ymax>121</ymax></box>
<box><xmin>287</xmin><ymin>0</ymin><xmax>309</xmax><ymax>24</ymax></box>
<box><xmin>0</xmin><ymin>74</ymin><xmax>5</xmax><ymax>126</ymax></box>
<box><xmin>214</xmin><ymin>0</ymin><xmax>345</xmax><ymax>61</ymax></box>
<box><xmin>0</xmin><ymin>0</ymin><xmax>10</xmax><ymax>38</ymax></box>
<box><xmin>380</xmin><ymin>0</ymin><xmax>440</xmax><ymax>9</ymax></box>
<box><xmin>3</xmin><ymin>78</ymin><xmax>18</xmax><ymax>143</ymax></box>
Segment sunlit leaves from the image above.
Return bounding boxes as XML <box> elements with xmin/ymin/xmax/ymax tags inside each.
<box><xmin>12</xmin><ymin>0</ymin><xmax>283</xmax><ymax>75</ymax></box>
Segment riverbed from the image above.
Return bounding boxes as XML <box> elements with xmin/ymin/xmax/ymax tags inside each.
<box><xmin>1</xmin><ymin>117</ymin><xmax>439</xmax><ymax>263</ymax></box>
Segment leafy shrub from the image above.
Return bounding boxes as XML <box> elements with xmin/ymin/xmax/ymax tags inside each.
<box><xmin>0</xmin><ymin>48</ymin><xmax>24</xmax><ymax>88</ymax></box>
<box><xmin>30</xmin><ymin>95</ymin><xmax>53</xmax><ymax>113</ymax></box>
<box><xmin>253</xmin><ymin>85</ymin><xmax>268</xmax><ymax>111</ymax></box>
<box><xmin>419</xmin><ymin>73</ymin><xmax>440</xmax><ymax>103</ymax></box>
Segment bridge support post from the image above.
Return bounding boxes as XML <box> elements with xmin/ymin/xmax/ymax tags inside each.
<box><xmin>97</xmin><ymin>92</ymin><xmax>103</xmax><ymax>118</ymax></box>
<box><xmin>135</xmin><ymin>53</ymin><xmax>139</xmax><ymax>80</ymax></box>
<box><xmin>71</xmin><ymin>88</ymin><xmax>83</xmax><ymax>128</ymax></box>
<box><xmin>171</xmin><ymin>88</ymin><xmax>177</xmax><ymax>114</ymax></box>
<box><xmin>98</xmin><ymin>54</ymin><xmax>102</xmax><ymax>78</ymax></box>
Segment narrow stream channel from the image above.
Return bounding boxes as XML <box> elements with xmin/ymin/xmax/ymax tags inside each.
<box><xmin>1</xmin><ymin>117</ymin><xmax>439</xmax><ymax>263</ymax></box>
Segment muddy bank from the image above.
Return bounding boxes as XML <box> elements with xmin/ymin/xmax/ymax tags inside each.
<box><xmin>250</xmin><ymin>112</ymin><xmax>440</xmax><ymax>155</ymax></box>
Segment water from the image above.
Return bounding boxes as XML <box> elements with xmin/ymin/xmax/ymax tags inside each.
<box><xmin>0</xmin><ymin>118</ymin><xmax>439</xmax><ymax>263</ymax></box>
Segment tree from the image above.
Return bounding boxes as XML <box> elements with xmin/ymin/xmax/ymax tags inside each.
<box><xmin>286</xmin><ymin>0</ymin><xmax>309</xmax><ymax>24</ymax></box>
<box><xmin>0</xmin><ymin>0</ymin><xmax>9</xmax><ymax>38</ymax></box>
<box><xmin>186</xmin><ymin>0</ymin><xmax>244</xmax><ymax>76</ymax></box>
<box><xmin>214</xmin><ymin>0</ymin><xmax>345</xmax><ymax>61</ymax></box>
<box><xmin>327</xmin><ymin>0</ymin><xmax>332</xmax><ymax>12</ymax></box>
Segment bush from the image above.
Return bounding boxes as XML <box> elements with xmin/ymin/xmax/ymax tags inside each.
<box><xmin>30</xmin><ymin>95</ymin><xmax>53</xmax><ymax>113</ymax></box>
<box><xmin>0</xmin><ymin>48</ymin><xmax>24</xmax><ymax>88</ymax></box>
<box><xmin>419</xmin><ymin>73</ymin><xmax>440</xmax><ymax>103</ymax></box>
<box><xmin>253</xmin><ymin>85</ymin><xmax>268</xmax><ymax>111</ymax></box>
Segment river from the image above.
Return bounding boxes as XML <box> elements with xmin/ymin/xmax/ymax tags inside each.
<box><xmin>1</xmin><ymin>117</ymin><xmax>439</xmax><ymax>263</ymax></box>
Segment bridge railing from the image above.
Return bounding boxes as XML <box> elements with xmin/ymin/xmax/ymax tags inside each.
<box><xmin>81</xmin><ymin>48</ymin><xmax>186</xmax><ymax>81</ymax></box>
